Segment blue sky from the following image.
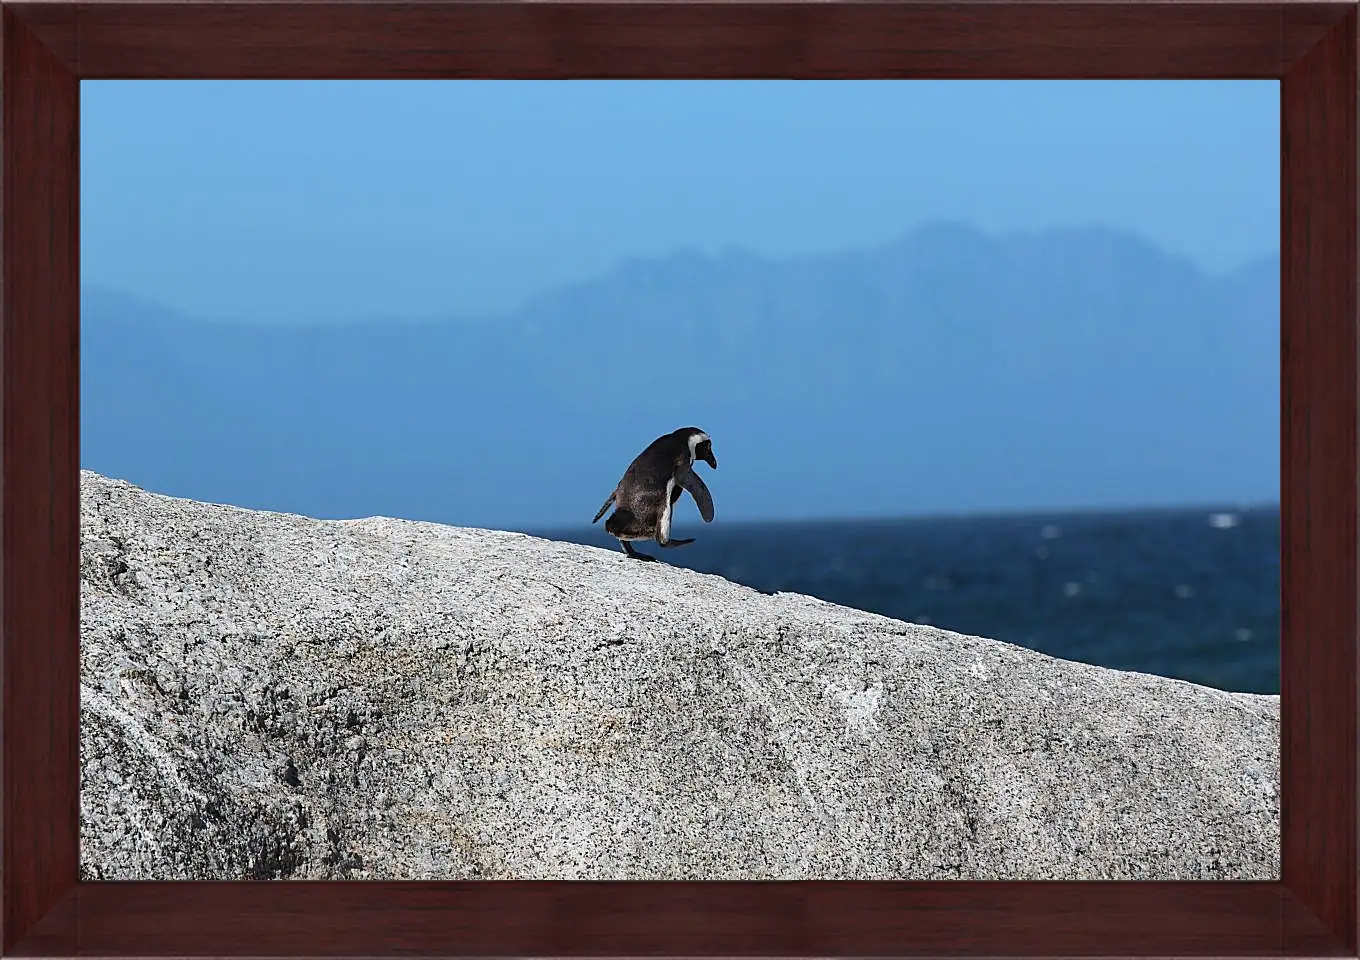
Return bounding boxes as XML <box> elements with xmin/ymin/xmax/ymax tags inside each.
<box><xmin>81</xmin><ymin>80</ymin><xmax>1279</xmax><ymax>324</ymax></box>
<box><xmin>79</xmin><ymin>80</ymin><xmax>1281</xmax><ymax>523</ymax></box>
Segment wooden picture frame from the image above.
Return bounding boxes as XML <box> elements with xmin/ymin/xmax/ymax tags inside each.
<box><xmin>3</xmin><ymin>2</ymin><xmax>1354</xmax><ymax>956</ymax></box>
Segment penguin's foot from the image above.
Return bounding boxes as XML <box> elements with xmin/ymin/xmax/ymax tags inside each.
<box><xmin>657</xmin><ymin>537</ymin><xmax>695</xmax><ymax>549</ymax></box>
<box><xmin>621</xmin><ymin>541</ymin><xmax>658</xmax><ymax>562</ymax></box>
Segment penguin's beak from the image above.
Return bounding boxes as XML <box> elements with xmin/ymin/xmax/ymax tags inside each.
<box><xmin>704</xmin><ymin>451</ymin><xmax>718</xmax><ymax>470</ymax></box>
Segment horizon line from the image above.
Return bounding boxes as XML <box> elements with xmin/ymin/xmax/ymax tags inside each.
<box><xmin>523</xmin><ymin>498</ymin><xmax>1281</xmax><ymax>534</ymax></box>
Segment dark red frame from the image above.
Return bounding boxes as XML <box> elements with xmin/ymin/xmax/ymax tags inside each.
<box><xmin>2</xmin><ymin>2</ymin><xmax>1356</xmax><ymax>956</ymax></box>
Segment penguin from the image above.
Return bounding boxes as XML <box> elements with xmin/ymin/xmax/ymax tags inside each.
<box><xmin>592</xmin><ymin>427</ymin><xmax>718</xmax><ymax>562</ymax></box>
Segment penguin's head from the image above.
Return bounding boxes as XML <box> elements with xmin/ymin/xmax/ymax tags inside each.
<box><xmin>683</xmin><ymin>428</ymin><xmax>717</xmax><ymax>470</ymax></box>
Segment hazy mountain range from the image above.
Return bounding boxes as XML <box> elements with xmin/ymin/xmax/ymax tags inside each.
<box><xmin>82</xmin><ymin>221</ymin><xmax>1279</xmax><ymax>530</ymax></box>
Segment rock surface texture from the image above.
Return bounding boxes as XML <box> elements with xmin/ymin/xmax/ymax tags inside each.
<box><xmin>80</xmin><ymin>471</ymin><xmax>1280</xmax><ymax>881</ymax></box>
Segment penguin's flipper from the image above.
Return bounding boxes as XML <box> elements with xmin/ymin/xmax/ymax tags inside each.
<box><xmin>675</xmin><ymin>463</ymin><xmax>715</xmax><ymax>523</ymax></box>
<box><xmin>657</xmin><ymin>537</ymin><xmax>695</xmax><ymax>549</ymax></box>
<box><xmin>591</xmin><ymin>492</ymin><xmax>616</xmax><ymax>524</ymax></box>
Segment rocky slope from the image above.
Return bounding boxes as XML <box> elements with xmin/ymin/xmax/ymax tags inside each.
<box><xmin>79</xmin><ymin>471</ymin><xmax>1279</xmax><ymax>880</ymax></box>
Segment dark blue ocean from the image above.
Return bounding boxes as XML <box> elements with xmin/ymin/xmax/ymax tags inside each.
<box><xmin>535</xmin><ymin>506</ymin><xmax>1281</xmax><ymax>695</ymax></box>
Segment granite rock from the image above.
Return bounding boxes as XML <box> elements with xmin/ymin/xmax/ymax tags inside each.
<box><xmin>79</xmin><ymin>471</ymin><xmax>1279</xmax><ymax>880</ymax></box>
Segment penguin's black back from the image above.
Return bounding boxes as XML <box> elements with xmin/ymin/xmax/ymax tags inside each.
<box><xmin>609</xmin><ymin>429</ymin><xmax>697</xmax><ymax>527</ymax></box>
<box><xmin>620</xmin><ymin>429</ymin><xmax>694</xmax><ymax>489</ymax></box>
